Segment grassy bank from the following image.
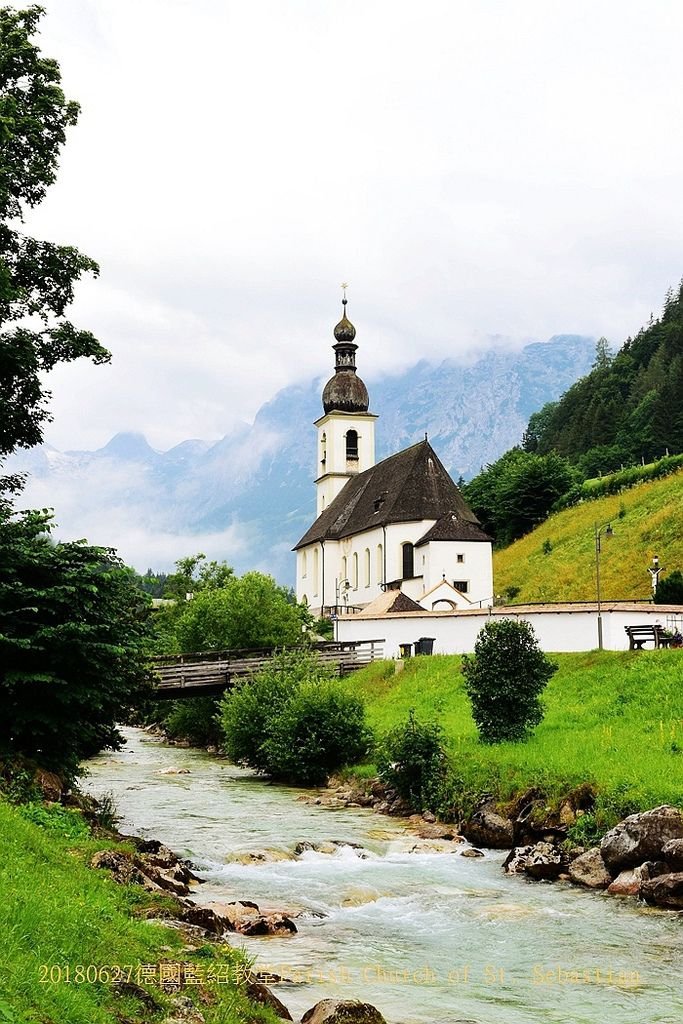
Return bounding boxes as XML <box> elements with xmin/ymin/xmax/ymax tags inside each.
<box><xmin>492</xmin><ymin>467</ymin><xmax>683</xmax><ymax>602</ymax></box>
<box><xmin>348</xmin><ymin>650</ymin><xmax>683</xmax><ymax>833</ymax></box>
<box><xmin>0</xmin><ymin>800</ymin><xmax>278</xmax><ymax>1024</ymax></box>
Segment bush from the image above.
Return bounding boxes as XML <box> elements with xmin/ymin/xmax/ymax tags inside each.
<box><xmin>156</xmin><ymin>697</ymin><xmax>224</xmax><ymax>748</ymax></box>
<box><xmin>377</xmin><ymin>710</ymin><xmax>450</xmax><ymax>812</ymax></box>
<box><xmin>461</xmin><ymin>619</ymin><xmax>557</xmax><ymax>743</ymax></box>
<box><xmin>220</xmin><ymin>653</ymin><xmax>371</xmax><ymax>785</ymax></box>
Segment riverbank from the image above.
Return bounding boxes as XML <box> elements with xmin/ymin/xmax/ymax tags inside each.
<box><xmin>346</xmin><ymin>649</ymin><xmax>683</xmax><ymax>833</ymax></box>
<box><xmin>0</xmin><ymin>795</ymin><xmax>290</xmax><ymax>1024</ymax></box>
<box><xmin>78</xmin><ymin>729</ymin><xmax>683</xmax><ymax>1024</ymax></box>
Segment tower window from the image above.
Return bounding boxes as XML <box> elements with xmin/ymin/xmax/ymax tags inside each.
<box><xmin>402</xmin><ymin>542</ymin><xmax>414</xmax><ymax>580</ymax></box>
<box><xmin>453</xmin><ymin>580</ymin><xmax>469</xmax><ymax>594</ymax></box>
<box><xmin>346</xmin><ymin>429</ymin><xmax>359</xmax><ymax>460</ymax></box>
<box><xmin>457</xmin><ymin>553</ymin><xmax>465</xmax><ymax>563</ymax></box>
<box><xmin>320</xmin><ymin>432</ymin><xmax>327</xmax><ymax>466</ymax></box>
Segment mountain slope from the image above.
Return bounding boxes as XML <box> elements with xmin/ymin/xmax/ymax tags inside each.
<box><xmin>493</xmin><ymin>468</ymin><xmax>683</xmax><ymax>603</ymax></box>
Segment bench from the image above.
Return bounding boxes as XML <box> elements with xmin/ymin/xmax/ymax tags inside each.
<box><xmin>624</xmin><ymin>625</ymin><xmax>672</xmax><ymax>650</ymax></box>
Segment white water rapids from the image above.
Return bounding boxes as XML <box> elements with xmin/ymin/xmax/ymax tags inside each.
<box><xmin>82</xmin><ymin>729</ymin><xmax>682</xmax><ymax>1023</ymax></box>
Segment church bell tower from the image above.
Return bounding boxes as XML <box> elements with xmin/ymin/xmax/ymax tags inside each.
<box><xmin>314</xmin><ymin>291</ymin><xmax>377</xmax><ymax>516</ymax></box>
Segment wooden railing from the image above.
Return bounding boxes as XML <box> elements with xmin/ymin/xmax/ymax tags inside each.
<box><xmin>150</xmin><ymin>639</ymin><xmax>384</xmax><ymax>699</ymax></box>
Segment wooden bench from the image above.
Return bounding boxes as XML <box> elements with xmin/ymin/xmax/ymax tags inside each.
<box><xmin>624</xmin><ymin>625</ymin><xmax>672</xmax><ymax>650</ymax></box>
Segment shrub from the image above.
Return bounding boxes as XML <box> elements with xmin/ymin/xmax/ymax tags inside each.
<box><xmin>377</xmin><ymin>710</ymin><xmax>450</xmax><ymax>812</ymax></box>
<box><xmin>157</xmin><ymin>697</ymin><xmax>223</xmax><ymax>747</ymax></box>
<box><xmin>220</xmin><ymin>652</ymin><xmax>370</xmax><ymax>784</ymax></box>
<box><xmin>461</xmin><ymin>619</ymin><xmax>557</xmax><ymax>743</ymax></box>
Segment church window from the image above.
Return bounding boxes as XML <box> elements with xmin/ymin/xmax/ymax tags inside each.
<box><xmin>453</xmin><ymin>580</ymin><xmax>469</xmax><ymax>594</ymax></box>
<box><xmin>341</xmin><ymin>556</ymin><xmax>347</xmax><ymax>583</ymax></box>
<box><xmin>376</xmin><ymin>544</ymin><xmax>383</xmax><ymax>582</ymax></box>
<box><xmin>402</xmin><ymin>542</ymin><xmax>414</xmax><ymax>580</ymax></box>
<box><xmin>364</xmin><ymin>548</ymin><xmax>371</xmax><ymax>587</ymax></box>
<box><xmin>320</xmin><ymin>433</ymin><xmax>327</xmax><ymax>466</ymax></box>
<box><xmin>352</xmin><ymin>553</ymin><xmax>359</xmax><ymax>590</ymax></box>
<box><xmin>313</xmin><ymin>548</ymin><xmax>319</xmax><ymax>596</ymax></box>
<box><xmin>346</xmin><ymin>429</ymin><xmax>359</xmax><ymax>460</ymax></box>
<box><xmin>302</xmin><ymin>551</ymin><xmax>307</xmax><ymax>578</ymax></box>
<box><xmin>457</xmin><ymin>553</ymin><xmax>465</xmax><ymax>564</ymax></box>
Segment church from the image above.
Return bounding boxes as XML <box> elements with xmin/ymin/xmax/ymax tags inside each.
<box><xmin>293</xmin><ymin>299</ymin><xmax>494</xmax><ymax>616</ymax></box>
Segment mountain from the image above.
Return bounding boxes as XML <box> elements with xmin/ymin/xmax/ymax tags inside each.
<box><xmin>8</xmin><ymin>335</ymin><xmax>594</xmax><ymax>582</ymax></box>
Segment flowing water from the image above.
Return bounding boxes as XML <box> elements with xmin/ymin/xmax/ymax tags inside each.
<box><xmin>83</xmin><ymin>729</ymin><xmax>682</xmax><ymax>1023</ymax></box>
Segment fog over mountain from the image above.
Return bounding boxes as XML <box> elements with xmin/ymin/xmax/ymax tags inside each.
<box><xmin>10</xmin><ymin>335</ymin><xmax>594</xmax><ymax>583</ymax></box>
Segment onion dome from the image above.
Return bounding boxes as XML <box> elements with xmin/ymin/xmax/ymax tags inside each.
<box><xmin>322</xmin><ymin>297</ymin><xmax>369</xmax><ymax>414</ymax></box>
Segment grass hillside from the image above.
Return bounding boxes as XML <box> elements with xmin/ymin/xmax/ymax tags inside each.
<box><xmin>348</xmin><ymin>650</ymin><xmax>683</xmax><ymax>833</ymax></box>
<box><xmin>0</xmin><ymin>801</ymin><xmax>277</xmax><ymax>1024</ymax></box>
<box><xmin>492</xmin><ymin>467</ymin><xmax>683</xmax><ymax>603</ymax></box>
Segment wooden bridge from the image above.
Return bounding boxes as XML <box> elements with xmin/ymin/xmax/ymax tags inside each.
<box><xmin>151</xmin><ymin>639</ymin><xmax>385</xmax><ymax>699</ymax></box>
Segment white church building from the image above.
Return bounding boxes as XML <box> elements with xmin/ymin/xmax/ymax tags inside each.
<box><xmin>293</xmin><ymin>300</ymin><xmax>494</xmax><ymax>616</ymax></box>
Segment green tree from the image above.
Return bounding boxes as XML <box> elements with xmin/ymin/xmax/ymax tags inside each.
<box><xmin>654</xmin><ymin>569</ymin><xmax>683</xmax><ymax>605</ymax></box>
<box><xmin>175</xmin><ymin>571</ymin><xmax>307</xmax><ymax>652</ymax></box>
<box><xmin>461</xmin><ymin>619</ymin><xmax>557</xmax><ymax>743</ymax></box>
<box><xmin>0</xmin><ymin>5</ymin><xmax>108</xmax><ymax>484</ymax></box>
<box><xmin>377</xmin><ymin>710</ymin><xmax>449</xmax><ymax>812</ymax></box>
<box><xmin>220</xmin><ymin>652</ymin><xmax>370</xmax><ymax>784</ymax></box>
<box><xmin>0</xmin><ymin>502</ymin><xmax>154</xmax><ymax>780</ymax></box>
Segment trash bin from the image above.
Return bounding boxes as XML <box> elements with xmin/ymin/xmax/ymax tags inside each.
<box><xmin>398</xmin><ymin>643</ymin><xmax>413</xmax><ymax>659</ymax></box>
<box><xmin>415</xmin><ymin>637</ymin><xmax>436</xmax><ymax>655</ymax></box>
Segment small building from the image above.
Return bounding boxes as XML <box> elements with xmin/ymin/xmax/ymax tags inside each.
<box><xmin>293</xmin><ymin>299</ymin><xmax>493</xmax><ymax>615</ymax></box>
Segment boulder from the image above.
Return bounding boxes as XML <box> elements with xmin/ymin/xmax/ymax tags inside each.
<box><xmin>503</xmin><ymin>842</ymin><xmax>564</xmax><ymax>880</ymax></box>
<box><xmin>639</xmin><ymin>872</ymin><xmax>683</xmax><ymax>909</ymax></box>
<box><xmin>237</xmin><ymin>913</ymin><xmax>297</xmax><ymax>937</ymax></box>
<box><xmin>246</xmin><ymin>980</ymin><xmax>293</xmax><ymax>1020</ymax></box>
<box><xmin>567</xmin><ymin>848</ymin><xmax>612</xmax><ymax>889</ymax></box>
<box><xmin>178</xmin><ymin>905</ymin><xmax>233</xmax><ymax>936</ymax></box>
<box><xmin>460</xmin><ymin>847</ymin><xmax>485</xmax><ymax>858</ymax></box>
<box><xmin>461</xmin><ymin>801</ymin><xmax>514</xmax><ymax>850</ymax></box>
<box><xmin>662</xmin><ymin>838</ymin><xmax>683</xmax><ymax>870</ymax></box>
<box><xmin>301</xmin><ymin>1000</ymin><xmax>387</xmax><ymax>1024</ymax></box>
<box><xmin>600</xmin><ymin>805</ymin><xmax>683</xmax><ymax>872</ymax></box>
<box><xmin>414</xmin><ymin>823</ymin><xmax>460</xmax><ymax>841</ymax></box>
<box><xmin>607</xmin><ymin>868</ymin><xmax>644</xmax><ymax>896</ymax></box>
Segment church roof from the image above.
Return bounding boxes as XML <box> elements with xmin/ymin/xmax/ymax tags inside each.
<box><xmin>293</xmin><ymin>440</ymin><xmax>481</xmax><ymax>549</ymax></box>
<box><xmin>356</xmin><ymin>590</ymin><xmax>425</xmax><ymax>616</ymax></box>
<box><xmin>415</xmin><ymin>510</ymin><xmax>492</xmax><ymax>546</ymax></box>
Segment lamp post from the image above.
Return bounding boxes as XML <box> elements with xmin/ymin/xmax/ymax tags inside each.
<box><xmin>594</xmin><ymin>521</ymin><xmax>613</xmax><ymax>650</ymax></box>
<box><xmin>334</xmin><ymin>578</ymin><xmax>351</xmax><ymax>640</ymax></box>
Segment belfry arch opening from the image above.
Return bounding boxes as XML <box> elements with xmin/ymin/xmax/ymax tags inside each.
<box><xmin>345</xmin><ymin>429</ymin><xmax>359</xmax><ymax>460</ymax></box>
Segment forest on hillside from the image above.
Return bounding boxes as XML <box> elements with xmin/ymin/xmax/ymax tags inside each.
<box><xmin>464</xmin><ymin>283</ymin><xmax>683</xmax><ymax>545</ymax></box>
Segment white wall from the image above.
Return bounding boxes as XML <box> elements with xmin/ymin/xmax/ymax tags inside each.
<box><xmin>314</xmin><ymin>410</ymin><xmax>377</xmax><ymax>515</ymax></box>
<box><xmin>420</xmin><ymin>539</ymin><xmax>494</xmax><ymax>606</ymax></box>
<box><xmin>337</xmin><ymin>604</ymin><xmax>683</xmax><ymax>656</ymax></box>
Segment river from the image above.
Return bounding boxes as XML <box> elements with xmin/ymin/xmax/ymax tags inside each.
<box><xmin>82</xmin><ymin>729</ymin><xmax>682</xmax><ymax>1024</ymax></box>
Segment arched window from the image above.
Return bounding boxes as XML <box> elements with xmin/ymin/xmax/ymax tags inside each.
<box><xmin>301</xmin><ymin>550</ymin><xmax>307</xmax><ymax>578</ymax></box>
<box><xmin>346</xmin><ymin>429</ymin><xmax>359</xmax><ymax>460</ymax></box>
<box><xmin>352</xmin><ymin>552</ymin><xmax>359</xmax><ymax>589</ymax></box>
<box><xmin>320</xmin><ymin>432</ymin><xmax>327</xmax><ymax>467</ymax></box>
<box><xmin>313</xmin><ymin>548</ymin><xmax>319</xmax><ymax>596</ymax></box>
<box><xmin>341</xmin><ymin>556</ymin><xmax>347</xmax><ymax>583</ymax></box>
<box><xmin>401</xmin><ymin>542</ymin><xmax>414</xmax><ymax>580</ymax></box>
<box><xmin>364</xmin><ymin>548</ymin><xmax>371</xmax><ymax>587</ymax></box>
<box><xmin>377</xmin><ymin>544</ymin><xmax>383</xmax><ymax>583</ymax></box>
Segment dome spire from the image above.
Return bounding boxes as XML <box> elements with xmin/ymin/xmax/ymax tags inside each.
<box><xmin>322</xmin><ymin>285</ymin><xmax>369</xmax><ymax>414</ymax></box>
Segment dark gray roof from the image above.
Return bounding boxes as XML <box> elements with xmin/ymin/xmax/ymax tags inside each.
<box><xmin>294</xmin><ymin>440</ymin><xmax>481</xmax><ymax>550</ymax></box>
<box><xmin>415</xmin><ymin>510</ymin><xmax>492</xmax><ymax>546</ymax></box>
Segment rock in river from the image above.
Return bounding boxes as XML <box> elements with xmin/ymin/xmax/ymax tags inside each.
<box><xmin>567</xmin><ymin>847</ymin><xmax>612</xmax><ymax>889</ymax></box>
<box><xmin>600</xmin><ymin>806</ymin><xmax>683</xmax><ymax>872</ymax></box>
<box><xmin>301</xmin><ymin>1000</ymin><xmax>387</xmax><ymax>1024</ymax></box>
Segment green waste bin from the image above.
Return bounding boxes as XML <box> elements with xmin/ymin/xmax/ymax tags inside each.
<box><xmin>414</xmin><ymin>637</ymin><xmax>435</xmax><ymax>655</ymax></box>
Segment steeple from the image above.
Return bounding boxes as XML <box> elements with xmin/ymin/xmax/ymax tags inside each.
<box><xmin>313</xmin><ymin>289</ymin><xmax>377</xmax><ymax>517</ymax></box>
<box><xmin>322</xmin><ymin>290</ymin><xmax>369</xmax><ymax>414</ymax></box>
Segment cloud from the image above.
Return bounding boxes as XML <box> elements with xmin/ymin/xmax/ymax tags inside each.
<box><xmin>21</xmin><ymin>0</ymin><xmax>683</xmax><ymax>454</ymax></box>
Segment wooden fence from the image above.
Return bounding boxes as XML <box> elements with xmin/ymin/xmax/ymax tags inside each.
<box><xmin>150</xmin><ymin>639</ymin><xmax>384</xmax><ymax>699</ymax></box>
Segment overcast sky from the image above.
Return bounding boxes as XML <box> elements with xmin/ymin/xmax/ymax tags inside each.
<box><xmin>29</xmin><ymin>0</ymin><xmax>683</xmax><ymax>452</ymax></box>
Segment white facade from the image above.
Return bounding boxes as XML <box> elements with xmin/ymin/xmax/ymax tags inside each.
<box><xmin>337</xmin><ymin>603</ymin><xmax>683</xmax><ymax>656</ymax></box>
<box><xmin>314</xmin><ymin>409</ymin><xmax>377</xmax><ymax>516</ymax></box>
<box><xmin>296</xmin><ymin>521</ymin><xmax>494</xmax><ymax>615</ymax></box>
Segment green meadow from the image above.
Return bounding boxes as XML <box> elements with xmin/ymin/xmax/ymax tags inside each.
<box><xmin>348</xmin><ymin>650</ymin><xmax>683</xmax><ymax>832</ymax></box>
<box><xmin>0</xmin><ymin>801</ymin><xmax>277</xmax><ymax>1024</ymax></box>
<box><xmin>492</xmin><ymin>468</ymin><xmax>683</xmax><ymax>603</ymax></box>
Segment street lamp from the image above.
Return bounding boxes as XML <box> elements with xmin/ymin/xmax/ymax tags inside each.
<box><xmin>595</xmin><ymin>521</ymin><xmax>614</xmax><ymax>650</ymax></box>
<box><xmin>334</xmin><ymin>578</ymin><xmax>351</xmax><ymax>640</ymax></box>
